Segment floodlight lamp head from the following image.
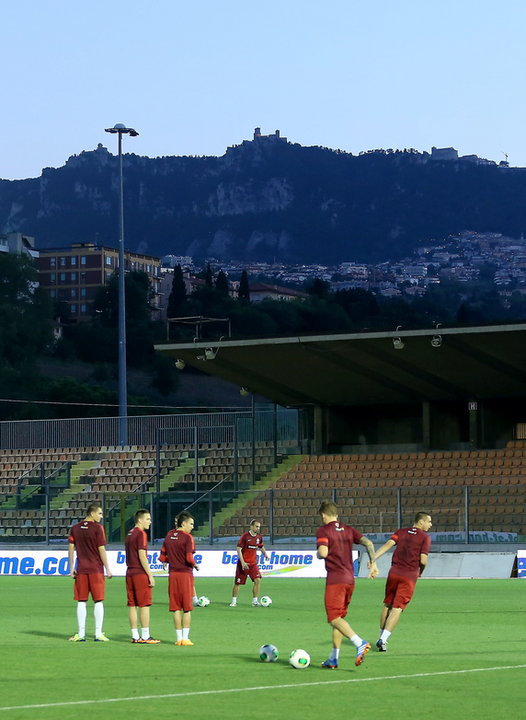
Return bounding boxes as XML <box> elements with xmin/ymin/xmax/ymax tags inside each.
<box><xmin>104</xmin><ymin>124</ymin><xmax>139</xmax><ymax>136</ymax></box>
<box><xmin>204</xmin><ymin>347</ymin><xmax>217</xmax><ymax>361</ymax></box>
<box><xmin>393</xmin><ymin>337</ymin><xmax>405</xmax><ymax>350</ymax></box>
<box><xmin>175</xmin><ymin>359</ymin><xmax>185</xmax><ymax>370</ymax></box>
<box><xmin>239</xmin><ymin>387</ymin><xmax>251</xmax><ymax>397</ymax></box>
<box><xmin>431</xmin><ymin>335</ymin><xmax>442</xmax><ymax>348</ymax></box>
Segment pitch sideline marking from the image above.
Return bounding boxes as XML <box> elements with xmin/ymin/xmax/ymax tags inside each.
<box><xmin>0</xmin><ymin>664</ymin><xmax>524</xmax><ymax>712</ymax></box>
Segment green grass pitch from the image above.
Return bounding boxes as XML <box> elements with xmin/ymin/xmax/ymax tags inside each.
<box><xmin>1</xmin><ymin>576</ymin><xmax>524</xmax><ymax>720</ymax></box>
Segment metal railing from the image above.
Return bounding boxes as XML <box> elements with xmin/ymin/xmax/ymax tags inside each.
<box><xmin>0</xmin><ymin>407</ymin><xmax>301</xmax><ymax>451</ymax></box>
<box><xmin>1</xmin><ymin>483</ymin><xmax>523</xmax><ymax>545</ymax></box>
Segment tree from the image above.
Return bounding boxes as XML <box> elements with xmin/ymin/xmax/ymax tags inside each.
<box><xmin>167</xmin><ymin>265</ymin><xmax>187</xmax><ymax>318</ymax></box>
<box><xmin>238</xmin><ymin>269</ymin><xmax>250</xmax><ymax>302</ymax></box>
<box><xmin>306</xmin><ymin>277</ymin><xmax>331</xmax><ymax>300</ymax></box>
<box><xmin>204</xmin><ymin>262</ymin><xmax>214</xmax><ymax>288</ymax></box>
<box><xmin>0</xmin><ymin>253</ymin><xmax>53</xmax><ymax>365</ymax></box>
<box><xmin>215</xmin><ymin>269</ymin><xmax>230</xmax><ymax>296</ymax></box>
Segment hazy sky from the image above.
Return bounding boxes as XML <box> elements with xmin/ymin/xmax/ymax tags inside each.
<box><xmin>2</xmin><ymin>0</ymin><xmax>525</xmax><ymax>179</ymax></box>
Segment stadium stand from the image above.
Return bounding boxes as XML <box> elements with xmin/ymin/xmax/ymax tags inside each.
<box><xmin>213</xmin><ymin>442</ymin><xmax>526</xmax><ymax>539</ymax></box>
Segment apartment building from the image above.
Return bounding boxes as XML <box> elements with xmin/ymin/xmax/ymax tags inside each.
<box><xmin>37</xmin><ymin>243</ymin><xmax>161</xmax><ymax>320</ymax></box>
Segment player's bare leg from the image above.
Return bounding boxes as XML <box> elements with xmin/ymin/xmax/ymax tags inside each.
<box><xmin>252</xmin><ymin>578</ymin><xmax>261</xmax><ymax>605</ymax></box>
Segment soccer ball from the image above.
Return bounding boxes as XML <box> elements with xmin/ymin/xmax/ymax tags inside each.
<box><xmin>259</xmin><ymin>644</ymin><xmax>279</xmax><ymax>662</ymax></box>
<box><xmin>289</xmin><ymin>649</ymin><xmax>310</xmax><ymax>669</ymax></box>
<box><xmin>260</xmin><ymin>595</ymin><xmax>272</xmax><ymax>607</ymax></box>
<box><xmin>197</xmin><ymin>595</ymin><xmax>210</xmax><ymax>607</ymax></box>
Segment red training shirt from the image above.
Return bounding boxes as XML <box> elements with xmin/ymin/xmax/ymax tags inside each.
<box><xmin>68</xmin><ymin>520</ymin><xmax>106</xmax><ymax>574</ymax></box>
<box><xmin>160</xmin><ymin>528</ymin><xmax>196</xmax><ymax>573</ymax></box>
<box><xmin>389</xmin><ymin>527</ymin><xmax>432</xmax><ymax>580</ymax></box>
<box><xmin>316</xmin><ymin>520</ymin><xmax>362</xmax><ymax>585</ymax></box>
<box><xmin>237</xmin><ymin>532</ymin><xmax>264</xmax><ymax>565</ymax></box>
<box><xmin>125</xmin><ymin>526</ymin><xmax>148</xmax><ymax>576</ymax></box>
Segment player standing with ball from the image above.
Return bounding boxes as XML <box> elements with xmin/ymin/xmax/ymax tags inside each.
<box><xmin>229</xmin><ymin>519</ymin><xmax>270</xmax><ymax>607</ymax></box>
<box><xmin>316</xmin><ymin>500</ymin><xmax>378</xmax><ymax>668</ymax></box>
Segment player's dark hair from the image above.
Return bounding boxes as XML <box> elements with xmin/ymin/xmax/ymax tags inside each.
<box><xmin>319</xmin><ymin>500</ymin><xmax>338</xmax><ymax>517</ymax></box>
<box><xmin>87</xmin><ymin>503</ymin><xmax>101</xmax><ymax>516</ymax></box>
<box><xmin>249</xmin><ymin>519</ymin><xmax>259</xmax><ymax>528</ymax></box>
<box><xmin>414</xmin><ymin>511</ymin><xmax>431</xmax><ymax>524</ymax></box>
<box><xmin>134</xmin><ymin>508</ymin><xmax>150</xmax><ymax>523</ymax></box>
<box><xmin>176</xmin><ymin>510</ymin><xmax>194</xmax><ymax>528</ymax></box>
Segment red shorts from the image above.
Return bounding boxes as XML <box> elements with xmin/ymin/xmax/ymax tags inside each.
<box><xmin>74</xmin><ymin>573</ymin><xmax>105</xmax><ymax>603</ymax></box>
<box><xmin>383</xmin><ymin>572</ymin><xmax>416</xmax><ymax>610</ymax></box>
<box><xmin>234</xmin><ymin>561</ymin><xmax>261</xmax><ymax>585</ymax></box>
<box><xmin>324</xmin><ymin>582</ymin><xmax>354</xmax><ymax>623</ymax></box>
<box><xmin>126</xmin><ymin>574</ymin><xmax>152</xmax><ymax>608</ymax></box>
<box><xmin>168</xmin><ymin>572</ymin><xmax>193</xmax><ymax>612</ymax></box>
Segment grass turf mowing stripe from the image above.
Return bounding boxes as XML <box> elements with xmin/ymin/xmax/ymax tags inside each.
<box><xmin>1</xmin><ymin>664</ymin><xmax>525</xmax><ymax>713</ymax></box>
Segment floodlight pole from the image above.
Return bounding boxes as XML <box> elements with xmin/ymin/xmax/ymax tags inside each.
<box><xmin>104</xmin><ymin>123</ymin><xmax>139</xmax><ymax>446</ymax></box>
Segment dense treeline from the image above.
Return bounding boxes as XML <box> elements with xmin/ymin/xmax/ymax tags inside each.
<box><xmin>2</xmin><ymin>256</ymin><xmax>526</xmax><ymax>421</ymax></box>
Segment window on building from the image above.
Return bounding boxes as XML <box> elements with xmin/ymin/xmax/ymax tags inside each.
<box><xmin>50</xmin><ymin>273</ymin><xmax>56</xmax><ymax>283</ymax></box>
<box><xmin>81</xmin><ymin>256</ymin><xmax>86</xmax><ymax>265</ymax></box>
<box><xmin>59</xmin><ymin>273</ymin><xmax>66</xmax><ymax>283</ymax></box>
<box><xmin>70</xmin><ymin>304</ymin><xmax>77</xmax><ymax>315</ymax></box>
<box><xmin>105</xmin><ymin>256</ymin><xmax>112</xmax><ymax>266</ymax></box>
<box><xmin>80</xmin><ymin>287</ymin><xmax>87</xmax><ymax>298</ymax></box>
<box><xmin>71</xmin><ymin>272</ymin><xmax>77</xmax><ymax>282</ymax></box>
<box><xmin>80</xmin><ymin>272</ymin><xmax>87</xmax><ymax>282</ymax></box>
<box><xmin>70</xmin><ymin>288</ymin><xmax>77</xmax><ymax>298</ymax></box>
<box><xmin>50</xmin><ymin>290</ymin><xmax>56</xmax><ymax>298</ymax></box>
<box><xmin>81</xmin><ymin>304</ymin><xmax>87</xmax><ymax>314</ymax></box>
<box><xmin>59</xmin><ymin>257</ymin><xmax>66</xmax><ymax>267</ymax></box>
<box><xmin>50</xmin><ymin>258</ymin><xmax>56</xmax><ymax>268</ymax></box>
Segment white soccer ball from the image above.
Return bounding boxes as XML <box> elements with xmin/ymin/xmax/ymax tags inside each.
<box><xmin>259</xmin><ymin>644</ymin><xmax>279</xmax><ymax>662</ymax></box>
<box><xmin>289</xmin><ymin>649</ymin><xmax>310</xmax><ymax>669</ymax></box>
<box><xmin>259</xmin><ymin>595</ymin><xmax>272</xmax><ymax>607</ymax></box>
<box><xmin>197</xmin><ymin>595</ymin><xmax>210</xmax><ymax>607</ymax></box>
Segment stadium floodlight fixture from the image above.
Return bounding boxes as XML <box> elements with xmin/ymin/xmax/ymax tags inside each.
<box><xmin>103</xmin><ymin>122</ymin><xmax>139</xmax><ymax>446</ymax></box>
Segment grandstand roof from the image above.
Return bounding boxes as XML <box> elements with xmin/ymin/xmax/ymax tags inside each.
<box><xmin>156</xmin><ymin>323</ymin><xmax>526</xmax><ymax>407</ymax></box>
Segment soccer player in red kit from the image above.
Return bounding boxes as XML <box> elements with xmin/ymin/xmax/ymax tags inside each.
<box><xmin>125</xmin><ymin>508</ymin><xmax>160</xmax><ymax>644</ymax></box>
<box><xmin>372</xmin><ymin>511</ymin><xmax>432</xmax><ymax>652</ymax></box>
<box><xmin>316</xmin><ymin>500</ymin><xmax>378</xmax><ymax>668</ymax></box>
<box><xmin>229</xmin><ymin>519</ymin><xmax>269</xmax><ymax>607</ymax></box>
<box><xmin>160</xmin><ymin>511</ymin><xmax>199</xmax><ymax>645</ymax></box>
<box><xmin>68</xmin><ymin>503</ymin><xmax>112</xmax><ymax>642</ymax></box>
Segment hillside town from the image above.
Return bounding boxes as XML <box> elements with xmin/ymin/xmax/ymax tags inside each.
<box><xmin>162</xmin><ymin>230</ymin><xmax>526</xmax><ymax>309</ymax></box>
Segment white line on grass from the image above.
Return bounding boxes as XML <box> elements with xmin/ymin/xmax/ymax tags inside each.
<box><xmin>1</xmin><ymin>664</ymin><xmax>524</xmax><ymax>713</ymax></box>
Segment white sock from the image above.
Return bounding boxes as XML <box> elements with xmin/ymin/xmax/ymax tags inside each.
<box><xmin>350</xmin><ymin>633</ymin><xmax>364</xmax><ymax>648</ymax></box>
<box><xmin>252</xmin><ymin>597</ymin><xmax>258</xmax><ymax>604</ymax></box>
<box><xmin>131</xmin><ymin>629</ymin><xmax>140</xmax><ymax>640</ymax></box>
<box><xmin>231</xmin><ymin>598</ymin><xmax>237</xmax><ymax>605</ymax></box>
<box><xmin>94</xmin><ymin>602</ymin><xmax>104</xmax><ymax>637</ymax></box>
<box><xmin>182</xmin><ymin>627</ymin><xmax>189</xmax><ymax>640</ymax></box>
<box><xmin>380</xmin><ymin>629</ymin><xmax>391</xmax><ymax>643</ymax></box>
<box><xmin>329</xmin><ymin>648</ymin><xmax>340</xmax><ymax>661</ymax></box>
<box><xmin>193</xmin><ymin>596</ymin><xmax>198</xmax><ymax>604</ymax></box>
<box><xmin>141</xmin><ymin>627</ymin><xmax>150</xmax><ymax>640</ymax></box>
<box><xmin>76</xmin><ymin>602</ymin><xmax>87</xmax><ymax>637</ymax></box>
<box><xmin>176</xmin><ymin>629</ymin><xmax>183</xmax><ymax>641</ymax></box>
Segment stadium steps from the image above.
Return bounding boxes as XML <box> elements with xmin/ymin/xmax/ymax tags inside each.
<box><xmin>0</xmin><ymin>483</ymin><xmax>35</xmax><ymax>510</ymax></box>
<box><xmin>196</xmin><ymin>455</ymin><xmax>305</xmax><ymax>538</ymax></box>
<box><xmin>159</xmin><ymin>458</ymin><xmax>198</xmax><ymax>492</ymax></box>
<box><xmin>49</xmin><ymin>460</ymin><xmax>99</xmax><ymax>509</ymax></box>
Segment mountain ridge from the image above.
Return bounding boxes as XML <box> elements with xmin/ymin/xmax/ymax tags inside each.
<box><xmin>2</xmin><ymin>136</ymin><xmax>526</xmax><ymax>264</ymax></box>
